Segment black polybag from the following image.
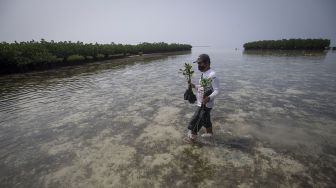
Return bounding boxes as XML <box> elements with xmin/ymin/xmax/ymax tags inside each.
<box><xmin>184</xmin><ymin>85</ymin><xmax>197</xmax><ymax>104</ymax></box>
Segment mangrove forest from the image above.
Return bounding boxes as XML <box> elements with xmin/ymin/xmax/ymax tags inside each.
<box><xmin>0</xmin><ymin>39</ymin><xmax>192</xmax><ymax>74</ymax></box>
<box><xmin>243</xmin><ymin>38</ymin><xmax>330</xmax><ymax>50</ymax></box>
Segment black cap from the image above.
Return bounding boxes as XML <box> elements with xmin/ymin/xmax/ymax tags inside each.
<box><xmin>193</xmin><ymin>54</ymin><xmax>210</xmax><ymax>64</ymax></box>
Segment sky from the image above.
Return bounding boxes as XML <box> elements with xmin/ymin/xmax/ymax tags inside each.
<box><xmin>0</xmin><ymin>0</ymin><xmax>335</xmax><ymax>48</ymax></box>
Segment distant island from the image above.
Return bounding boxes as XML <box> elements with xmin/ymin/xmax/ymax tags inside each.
<box><xmin>0</xmin><ymin>40</ymin><xmax>192</xmax><ymax>75</ymax></box>
<box><xmin>243</xmin><ymin>38</ymin><xmax>330</xmax><ymax>50</ymax></box>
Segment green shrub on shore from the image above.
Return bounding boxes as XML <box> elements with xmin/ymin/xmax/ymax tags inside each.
<box><xmin>67</xmin><ymin>54</ymin><xmax>85</xmax><ymax>62</ymax></box>
<box><xmin>0</xmin><ymin>39</ymin><xmax>192</xmax><ymax>74</ymax></box>
<box><xmin>243</xmin><ymin>39</ymin><xmax>330</xmax><ymax>50</ymax></box>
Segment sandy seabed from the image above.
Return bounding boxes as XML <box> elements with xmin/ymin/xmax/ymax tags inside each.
<box><xmin>1</xmin><ymin>50</ymin><xmax>336</xmax><ymax>187</ymax></box>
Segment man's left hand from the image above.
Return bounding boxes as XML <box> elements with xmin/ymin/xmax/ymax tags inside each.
<box><xmin>203</xmin><ymin>96</ymin><xmax>210</xmax><ymax>104</ymax></box>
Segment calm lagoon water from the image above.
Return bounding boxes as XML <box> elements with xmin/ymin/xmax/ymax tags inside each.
<box><xmin>0</xmin><ymin>48</ymin><xmax>335</xmax><ymax>187</ymax></box>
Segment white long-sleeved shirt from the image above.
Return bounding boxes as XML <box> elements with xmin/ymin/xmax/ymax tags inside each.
<box><xmin>195</xmin><ymin>68</ymin><xmax>220</xmax><ymax>108</ymax></box>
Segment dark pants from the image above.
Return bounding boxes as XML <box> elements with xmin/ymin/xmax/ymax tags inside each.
<box><xmin>188</xmin><ymin>106</ymin><xmax>212</xmax><ymax>134</ymax></box>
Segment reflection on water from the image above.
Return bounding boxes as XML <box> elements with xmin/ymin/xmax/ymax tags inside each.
<box><xmin>0</xmin><ymin>49</ymin><xmax>335</xmax><ymax>187</ymax></box>
<box><xmin>243</xmin><ymin>49</ymin><xmax>328</xmax><ymax>57</ymax></box>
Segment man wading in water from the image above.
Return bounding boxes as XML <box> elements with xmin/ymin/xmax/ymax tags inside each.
<box><xmin>185</xmin><ymin>54</ymin><xmax>220</xmax><ymax>143</ymax></box>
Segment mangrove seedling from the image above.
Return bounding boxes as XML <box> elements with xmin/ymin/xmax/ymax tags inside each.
<box><xmin>200</xmin><ymin>77</ymin><xmax>213</xmax><ymax>103</ymax></box>
<box><xmin>200</xmin><ymin>77</ymin><xmax>212</xmax><ymax>88</ymax></box>
<box><xmin>179</xmin><ymin>63</ymin><xmax>194</xmax><ymax>82</ymax></box>
<box><xmin>179</xmin><ymin>63</ymin><xmax>197</xmax><ymax>104</ymax></box>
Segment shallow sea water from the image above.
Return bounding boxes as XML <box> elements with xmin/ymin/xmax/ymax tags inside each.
<box><xmin>0</xmin><ymin>49</ymin><xmax>336</xmax><ymax>187</ymax></box>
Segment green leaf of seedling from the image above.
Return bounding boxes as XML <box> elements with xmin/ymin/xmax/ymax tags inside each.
<box><xmin>178</xmin><ymin>62</ymin><xmax>195</xmax><ymax>81</ymax></box>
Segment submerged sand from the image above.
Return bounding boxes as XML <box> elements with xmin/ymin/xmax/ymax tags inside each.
<box><xmin>0</xmin><ymin>50</ymin><xmax>335</xmax><ymax>187</ymax></box>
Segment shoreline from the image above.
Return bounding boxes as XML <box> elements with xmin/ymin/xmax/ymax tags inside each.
<box><xmin>0</xmin><ymin>50</ymin><xmax>191</xmax><ymax>76</ymax></box>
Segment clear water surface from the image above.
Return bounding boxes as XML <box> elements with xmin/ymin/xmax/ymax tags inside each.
<box><xmin>0</xmin><ymin>48</ymin><xmax>335</xmax><ymax>187</ymax></box>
